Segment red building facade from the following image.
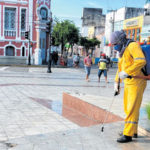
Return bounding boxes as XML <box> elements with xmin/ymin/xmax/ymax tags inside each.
<box><xmin>0</xmin><ymin>0</ymin><xmax>51</xmax><ymax>65</ymax></box>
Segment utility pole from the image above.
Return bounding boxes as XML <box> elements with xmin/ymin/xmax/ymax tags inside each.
<box><xmin>25</xmin><ymin>26</ymin><xmax>31</xmax><ymax>65</ymax></box>
<box><xmin>28</xmin><ymin>26</ymin><xmax>31</xmax><ymax>65</ymax></box>
<box><xmin>110</xmin><ymin>10</ymin><xmax>115</xmax><ymax>58</ymax></box>
<box><xmin>111</xmin><ymin>10</ymin><xmax>115</xmax><ymax>33</ymax></box>
<box><xmin>47</xmin><ymin>13</ymin><xmax>52</xmax><ymax>73</ymax></box>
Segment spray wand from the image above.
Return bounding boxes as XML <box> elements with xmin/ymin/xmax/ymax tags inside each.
<box><xmin>101</xmin><ymin>78</ymin><xmax>120</xmax><ymax>132</ymax></box>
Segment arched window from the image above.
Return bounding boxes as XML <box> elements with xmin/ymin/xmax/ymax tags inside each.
<box><xmin>40</xmin><ymin>8</ymin><xmax>48</xmax><ymax>20</ymax></box>
<box><xmin>6</xmin><ymin>46</ymin><xmax>15</xmax><ymax>56</ymax></box>
<box><xmin>22</xmin><ymin>47</ymin><xmax>25</xmax><ymax>56</ymax></box>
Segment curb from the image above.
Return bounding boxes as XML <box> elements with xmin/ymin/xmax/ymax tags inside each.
<box><xmin>0</xmin><ymin>64</ymin><xmax>69</xmax><ymax>68</ymax></box>
<box><xmin>138</xmin><ymin>126</ymin><xmax>150</xmax><ymax>137</ymax></box>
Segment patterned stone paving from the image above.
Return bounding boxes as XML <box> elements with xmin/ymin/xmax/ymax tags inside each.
<box><xmin>0</xmin><ymin>66</ymin><xmax>149</xmax><ymax>150</ymax></box>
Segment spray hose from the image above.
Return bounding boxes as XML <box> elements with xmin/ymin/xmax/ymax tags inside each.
<box><xmin>127</xmin><ymin>75</ymin><xmax>150</xmax><ymax>80</ymax></box>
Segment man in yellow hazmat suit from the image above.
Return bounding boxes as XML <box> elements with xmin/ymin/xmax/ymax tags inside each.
<box><xmin>110</xmin><ymin>30</ymin><xmax>147</xmax><ymax>143</ymax></box>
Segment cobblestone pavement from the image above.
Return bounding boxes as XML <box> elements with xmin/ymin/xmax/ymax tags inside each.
<box><xmin>0</xmin><ymin>66</ymin><xmax>149</xmax><ymax>150</ymax></box>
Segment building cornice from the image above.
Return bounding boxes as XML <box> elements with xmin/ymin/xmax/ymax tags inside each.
<box><xmin>0</xmin><ymin>39</ymin><xmax>36</xmax><ymax>43</ymax></box>
<box><xmin>0</xmin><ymin>0</ymin><xmax>28</xmax><ymax>5</ymax></box>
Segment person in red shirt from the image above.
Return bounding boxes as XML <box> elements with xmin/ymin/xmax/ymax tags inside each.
<box><xmin>84</xmin><ymin>53</ymin><xmax>92</xmax><ymax>81</ymax></box>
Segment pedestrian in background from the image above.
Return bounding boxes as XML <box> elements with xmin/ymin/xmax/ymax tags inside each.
<box><xmin>110</xmin><ymin>30</ymin><xmax>147</xmax><ymax>143</ymax></box>
<box><xmin>84</xmin><ymin>53</ymin><xmax>92</xmax><ymax>81</ymax></box>
<box><xmin>98</xmin><ymin>53</ymin><xmax>108</xmax><ymax>83</ymax></box>
<box><xmin>73</xmin><ymin>53</ymin><xmax>80</xmax><ymax>68</ymax></box>
<box><xmin>53</xmin><ymin>51</ymin><xmax>58</xmax><ymax>65</ymax></box>
<box><xmin>63</xmin><ymin>50</ymin><xmax>68</xmax><ymax>66</ymax></box>
<box><xmin>106</xmin><ymin>56</ymin><xmax>111</xmax><ymax>69</ymax></box>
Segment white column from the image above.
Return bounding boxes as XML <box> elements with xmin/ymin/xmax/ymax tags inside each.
<box><xmin>34</xmin><ymin>48</ymin><xmax>42</xmax><ymax>65</ymax></box>
<box><xmin>16</xmin><ymin>7</ymin><xmax>19</xmax><ymax>40</ymax></box>
<box><xmin>29</xmin><ymin>0</ymin><xmax>33</xmax><ymax>40</ymax></box>
<box><xmin>29</xmin><ymin>0</ymin><xmax>33</xmax><ymax>64</ymax></box>
<box><xmin>34</xmin><ymin>29</ymin><xmax>42</xmax><ymax>65</ymax></box>
<box><xmin>0</xmin><ymin>5</ymin><xmax>1</xmax><ymax>39</ymax></box>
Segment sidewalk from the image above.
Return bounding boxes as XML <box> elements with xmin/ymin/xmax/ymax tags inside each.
<box><xmin>0</xmin><ymin>66</ymin><xmax>149</xmax><ymax>149</ymax></box>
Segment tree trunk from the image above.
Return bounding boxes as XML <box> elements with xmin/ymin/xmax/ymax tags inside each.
<box><xmin>70</xmin><ymin>44</ymin><xmax>73</xmax><ymax>56</ymax></box>
<box><xmin>67</xmin><ymin>44</ymin><xmax>70</xmax><ymax>55</ymax></box>
<box><xmin>91</xmin><ymin>48</ymin><xmax>94</xmax><ymax>57</ymax></box>
<box><xmin>86</xmin><ymin>49</ymin><xmax>88</xmax><ymax>56</ymax></box>
<box><xmin>61</xmin><ymin>42</ymin><xmax>64</xmax><ymax>55</ymax></box>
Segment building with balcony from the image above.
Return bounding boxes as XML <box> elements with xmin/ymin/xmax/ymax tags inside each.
<box><xmin>0</xmin><ymin>0</ymin><xmax>51</xmax><ymax>65</ymax></box>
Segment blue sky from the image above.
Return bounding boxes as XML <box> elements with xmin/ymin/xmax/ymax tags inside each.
<box><xmin>51</xmin><ymin>0</ymin><xmax>146</xmax><ymax>28</ymax></box>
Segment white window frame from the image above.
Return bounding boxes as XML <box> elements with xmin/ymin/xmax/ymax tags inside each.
<box><xmin>40</xmin><ymin>7</ymin><xmax>48</xmax><ymax>20</ymax></box>
<box><xmin>20</xmin><ymin>7</ymin><xmax>28</xmax><ymax>38</ymax></box>
<box><xmin>3</xmin><ymin>6</ymin><xmax>18</xmax><ymax>37</ymax></box>
<box><xmin>0</xmin><ymin>5</ymin><xmax>1</xmax><ymax>39</ymax></box>
<box><xmin>4</xmin><ymin>44</ymin><xmax>17</xmax><ymax>56</ymax></box>
<box><xmin>5</xmin><ymin>8</ymin><xmax>16</xmax><ymax>30</ymax></box>
<box><xmin>5</xmin><ymin>46</ymin><xmax>15</xmax><ymax>56</ymax></box>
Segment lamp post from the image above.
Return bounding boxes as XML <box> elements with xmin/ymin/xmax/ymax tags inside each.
<box><xmin>28</xmin><ymin>26</ymin><xmax>31</xmax><ymax>65</ymax></box>
<box><xmin>47</xmin><ymin>13</ymin><xmax>53</xmax><ymax>73</ymax></box>
<box><xmin>25</xmin><ymin>26</ymin><xmax>31</xmax><ymax>65</ymax></box>
<box><xmin>109</xmin><ymin>10</ymin><xmax>116</xmax><ymax>57</ymax></box>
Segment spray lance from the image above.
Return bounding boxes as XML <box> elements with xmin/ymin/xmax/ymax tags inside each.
<box><xmin>101</xmin><ymin>78</ymin><xmax>120</xmax><ymax>132</ymax></box>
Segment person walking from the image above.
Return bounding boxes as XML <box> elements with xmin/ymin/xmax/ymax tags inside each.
<box><xmin>73</xmin><ymin>53</ymin><xmax>80</xmax><ymax>68</ymax></box>
<box><xmin>106</xmin><ymin>56</ymin><xmax>111</xmax><ymax>69</ymax></box>
<box><xmin>53</xmin><ymin>51</ymin><xmax>58</xmax><ymax>65</ymax></box>
<box><xmin>98</xmin><ymin>53</ymin><xmax>108</xmax><ymax>83</ymax></box>
<box><xmin>110</xmin><ymin>30</ymin><xmax>147</xmax><ymax>143</ymax></box>
<box><xmin>63</xmin><ymin>50</ymin><xmax>68</xmax><ymax>66</ymax></box>
<box><xmin>84</xmin><ymin>53</ymin><xmax>92</xmax><ymax>81</ymax></box>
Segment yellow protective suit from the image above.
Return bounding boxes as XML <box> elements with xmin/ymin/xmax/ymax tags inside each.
<box><xmin>115</xmin><ymin>42</ymin><xmax>147</xmax><ymax>136</ymax></box>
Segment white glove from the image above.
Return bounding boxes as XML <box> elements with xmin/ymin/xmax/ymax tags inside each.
<box><xmin>114</xmin><ymin>82</ymin><xmax>120</xmax><ymax>96</ymax></box>
<box><xmin>119</xmin><ymin>71</ymin><xmax>128</xmax><ymax>79</ymax></box>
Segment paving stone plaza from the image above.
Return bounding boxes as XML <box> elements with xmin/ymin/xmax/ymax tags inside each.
<box><xmin>0</xmin><ymin>66</ymin><xmax>150</xmax><ymax>150</ymax></box>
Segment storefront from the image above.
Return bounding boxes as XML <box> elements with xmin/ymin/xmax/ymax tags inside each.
<box><xmin>141</xmin><ymin>25</ymin><xmax>150</xmax><ymax>42</ymax></box>
<box><xmin>123</xmin><ymin>16</ymin><xmax>144</xmax><ymax>42</ymax></box>
<box><xmin>114</xmin><ymin>21</ymin><xmax>124</xmax><ymax>31</ymax></box>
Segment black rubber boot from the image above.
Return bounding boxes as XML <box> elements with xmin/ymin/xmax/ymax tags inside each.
<box><xmin>119</xmin><ymin>132</ymin><xmax>138</xmax><ymax>138</ymax></box>
<box><xmin>117</xmin><ymin>135</ymin><xmax>132</xmax><ymax>143</ymax></box>
<box><xmin>133</xmin><ymin>133</ymin><xmax>138</xmax><ymax>138</ymax></box>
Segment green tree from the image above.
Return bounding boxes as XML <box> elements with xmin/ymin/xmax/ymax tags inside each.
<box><xmin>52</xmin><ymin>20</ymin><xmax>79</xmax><ymax>54</ymax></box>
<box><xmin>89</xmin><ymin>37</ymin><xmax>101</xmax><ymax>56</ymax></box>
<box><xmin>79</xmin><ymin>37</ymin><xmax>100</xmax><ymax>55</ymax></box>
<box><xmin>67</xmin><ymin>24</ymin><xmax>79</xmax><ymax>56</ymax></box>
<box><xmin>52</xmin><ymin>20</ymin><xmax>68</xmax><ymax>54</ymax></box>
<box><xmin>79</xmin><ymin>37</ymin><xmax>90</xmax><ymax>54</ymax></box>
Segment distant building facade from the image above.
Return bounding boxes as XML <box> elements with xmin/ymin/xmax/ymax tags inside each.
<box><xmin>81</xmin><ymin>8</ymin><xmax>105</xmax><ymax>37</ymax></box>
<box><xmin>104</xmin><ymin>2</ymin><xmax>150</xmax><ymax>57</ymax></box>
<box><xmin>123</xmin><ymin>15</ymin><xmax>150</xmax><ymax>42</ymax></box>
<box><xmin>81</xmin><ymin>8</ymin><xmax>105</xmax><ymax>57</ymax></box>
<box><xmin>0</xmin><ymin>0</ymin><xmax>51</xmax><ymax>65</ymax></box>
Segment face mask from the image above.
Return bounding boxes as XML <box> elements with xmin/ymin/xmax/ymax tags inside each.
<box><xmin>114</xmin><ymin>44</ymin><xmax>123</xmax><ymax>52</ymax></box>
